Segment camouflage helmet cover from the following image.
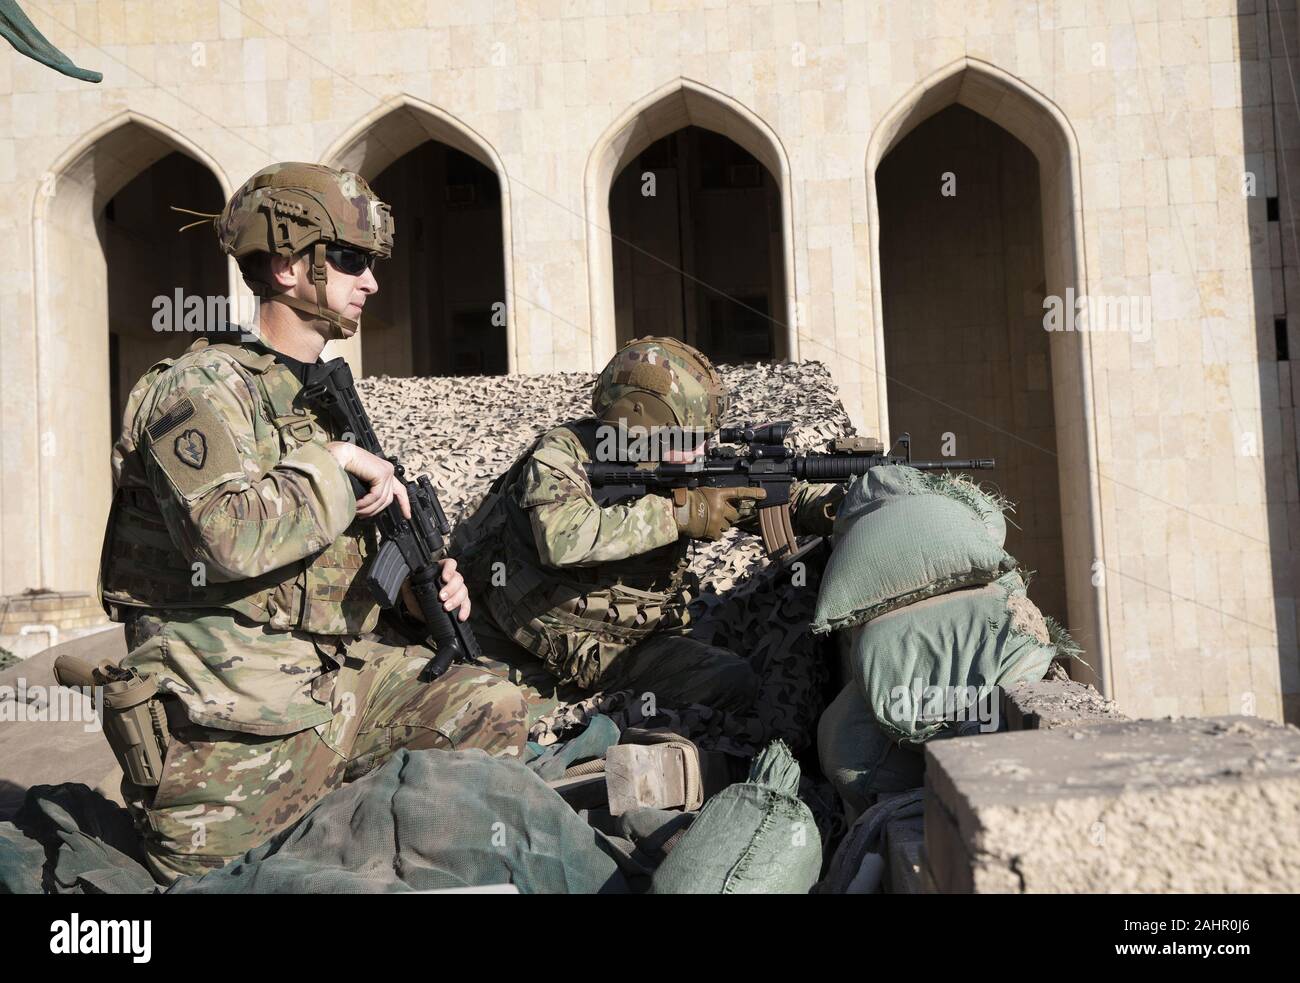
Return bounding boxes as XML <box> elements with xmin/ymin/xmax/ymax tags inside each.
<box><xmin>592</xmin><ymin>336</ymin><xmax>730</xmax><ymax>433</ymax></box>
<box><xmin>214</xmin><ymin>162</ymin><xmax>394</xmax><ymax>338</ymax></box>
<box><xmin>216</xmin><ymin>162</ymin><xmax>393</xmax><ymax>262</ymax></box>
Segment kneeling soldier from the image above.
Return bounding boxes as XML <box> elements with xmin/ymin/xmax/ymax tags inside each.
<box><xmin>96</xmin><ymin>163</ymin><xmax>528</xmax><ymax>882</ymax></box>
<box><xmin>456</xmin><ymin>337</ymin><xmax>843</xmax><ymax>716</ymax></box>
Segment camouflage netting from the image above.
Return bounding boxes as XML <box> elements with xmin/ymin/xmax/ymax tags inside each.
<box><xmin>357</xmin><ymin>360</ymin><xmax>853</xmax><ymax>532</ymax></box>
<box><xmin>358</xmin><ymin>361</ymin><xmax>856</xmax><ymax>762</ymax></box>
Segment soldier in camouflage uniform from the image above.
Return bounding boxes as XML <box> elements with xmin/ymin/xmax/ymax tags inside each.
<box><xmin>455</xmin><ymin>336</ymin><xmax>843</xmax><ymax>718</ymax></box>
<box><xmin>98</xmin><ymin>163</ymin><xmax>528</xmax><ymax>882</ymax></box>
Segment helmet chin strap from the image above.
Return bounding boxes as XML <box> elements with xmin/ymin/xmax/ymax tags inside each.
<box><xmin>255</xmin><ymin>242</ymin><xmax>358</xmax><ymax>341</ymax></box>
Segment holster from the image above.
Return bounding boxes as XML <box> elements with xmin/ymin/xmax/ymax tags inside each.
<box><xmin>53</xmin><ymin>655</ymin><xmax>179</xmax><ymax>788</ymax></box>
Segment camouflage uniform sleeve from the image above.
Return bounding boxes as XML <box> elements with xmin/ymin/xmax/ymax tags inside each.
<box><xmin>140</xmin><ymin>357</ymin><xmax>356</xmax><ymax>580</ymax></box>
<box><xmin>789</xmin><ymin>481</ymin><xmax>845</xmax><ymax>536</ymax></box>
<box><xmin>517</xmin><ymin>435</ymin><xmax>678</xmax><ymax>567</ymax></box>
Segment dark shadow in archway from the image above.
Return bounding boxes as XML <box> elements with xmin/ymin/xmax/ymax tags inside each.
<box><xmin>103</xmin><ymin>151</ymin><xmax>227</xmax><ymax>430</ymax></box>
<box><xmin>365</xmin><ymin>141</ymin><xmax>508</xmax><ymax>377</ymax></box>
<box><xmin>878</xmin><ymin>104</ymin><xmax>1068</xmax><ymax>625</ymax></box>
<box><xmin>610</xmin><ymin>125</ymin><xmax>783</xmax><ymax>364</ymax></box>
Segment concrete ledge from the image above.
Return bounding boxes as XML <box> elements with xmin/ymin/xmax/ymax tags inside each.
<box><xmin>1</xmin><ymin>592</ymin><xmax>111</xmax><ymax>662</ymax></box>
<box><xmin>923</xmin><ymin>715</ymin><xmax>1300</xmax><ymax>892</ymax></box>
<box><xmin>1000</xmin><ymin>676</ymin><xmax>1126</xmax><ymax>731</ymax></box>
<box><xmin>0</xmin><ymin>624</ymin><xmax>125</xmax><ymax>692</ymax></box>
<box><xmin>0</xmin><ymin>590</ymin><xmax>101</xmax><ymax>612</ymax></box>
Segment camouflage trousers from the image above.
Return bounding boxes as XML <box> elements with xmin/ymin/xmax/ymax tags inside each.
<box><xmin>125</xmin><ymin>635</ymin><xmax>528</xmax><ymax>883</ymax></box>
<box><xmin>470</xmin><ymin>604</ymin><xmax>760</xmax><ymax>720</ymax></box>
<box><xmin>527</xmin><ymin>545</ymin><xmax>834</xmax><ymax>760</ymax></box>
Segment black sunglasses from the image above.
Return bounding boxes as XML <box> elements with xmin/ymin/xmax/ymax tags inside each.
<box><xmin>325</xmin><ymin>243</ymin><xmax>377</xmax><ymax>276</ymax></box>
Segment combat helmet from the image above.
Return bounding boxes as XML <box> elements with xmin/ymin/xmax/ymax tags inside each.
<box><xmin>206</xmin><ymin>162</ymin><xmax>394</xmax><ymax>339</ymax></box>
<box><xmin>592</xmin><ymin>336</ymin><xmax>730</xmax><ymax>437</ymax></box>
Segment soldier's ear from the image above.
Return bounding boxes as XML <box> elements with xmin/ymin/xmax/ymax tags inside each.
<box><xmin>267</xmin><ymin>252</ymin><xmax>299</xmax><ymax>290</ymax></box>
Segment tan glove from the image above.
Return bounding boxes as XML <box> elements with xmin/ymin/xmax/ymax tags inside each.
<box><xmin>672</xmin><ymin>486</ymin><xmax>767</xmax><ymax>540</ymax></box>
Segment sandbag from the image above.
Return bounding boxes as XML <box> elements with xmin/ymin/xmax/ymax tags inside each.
<box><xmin>0</xmin><ymin>821</ymin><xmax>48</xmax><ymax>894</ymax></box>
<box><xmin>817</xmin><ymin>682</ymin><xmax>925</xmax><ymax>822</ymax></box>
<box><xmin>167</xmin><ymin>748</ymin><xmax>632</xmax><ymax>894</ymax></box>
<box><xmin>812</xmin><ymin>466</ymin><xmax>1015</xmax><ymax>634</ymax></box>
<box><xmin>0</xmin><ymin>783</ymin><xmax>155</xmax><ymax>895</ymax></box>
<box><xmin>854</xmin><ymin>571</ymin><xmax>1062</xmax><ymax>744</ymax></box>
<box><xmin>650</xmin><ymin>740</ymin><xmax>822</xmax><ymax>894</ymax></box>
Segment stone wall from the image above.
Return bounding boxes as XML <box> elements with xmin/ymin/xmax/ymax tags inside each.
<box><xmin>0</xmin><ymin>1</ymin><xmax>1295</xmax><ymax>723</ymax></box>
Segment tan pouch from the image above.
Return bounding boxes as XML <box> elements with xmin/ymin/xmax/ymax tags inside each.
<box><xmin>605</xmin><ymin>728</ymin><xmax>707</xmax><ymax>815</ymax></box>
<box><xmin>54</xmin><ymin>654</ymin><xmax>175</xmax><ymax>788</ymax></box>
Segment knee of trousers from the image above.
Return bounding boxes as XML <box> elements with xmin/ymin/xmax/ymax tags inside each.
<box><xmin>142</xmin><ymin>843</ymin><xmax>243</xmax><ymax>886</ymax></box>
<box><xmin>611</xmin><ymin>640</ymin><xmax>760</xmax><ymax>715</ymax></box>
<box><xmin>433</xmin><ymin>666</ymin><xmax>531</xmax><ymax>756</ymax></box>
<box><xmin>668</xmin><ymin>644</ymin><xmax>761</xmax><ymax>714</ymax></box>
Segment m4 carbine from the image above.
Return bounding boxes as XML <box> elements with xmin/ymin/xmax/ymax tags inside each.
<box><xmin>585</xmin><ymin>421</ymin><xmax>995</xmax><ymax>558</ymax></box>
<box><xmin>299</xmin><ymin>359</ymin><xmax>481</xmax><ymax>680</ymax></box>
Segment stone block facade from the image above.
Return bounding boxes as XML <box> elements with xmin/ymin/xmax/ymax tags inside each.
<box><xmin>0</xmin><ymin>0</ymin><xmax>1296</xmax><ymax>723</ymax></box>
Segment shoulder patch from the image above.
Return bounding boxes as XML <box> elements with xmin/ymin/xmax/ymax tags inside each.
<box><xmin>205</xmin><ymin>342</ymin><xmax>277</xmax><ymax>374</ymax></box>
<box><xmin>173</xmin><ymin>429</ymin><xmax>207</xmax><ymax>469</ymax></box>
<box><xmin>146</xmin><ymin>389</ymin><xmax>246</xmax><ymax>502</ymax></box>
<box><xmin>146</xmin><ymin>396</ymin><xmax>196</xmax><ymax>442</ymax></box>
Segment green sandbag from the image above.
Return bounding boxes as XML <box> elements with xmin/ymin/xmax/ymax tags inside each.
<box><xmin>0</xmin><ymin>823</ymin><xmax>47</xmax><ymax>894</ymax></box>
<box><xmin>835</xmin><ymin>464</ymin><xmax>1009</xmax><ymax>545</ymax></box>
<box><xmin>0</xmin><ymin>783</ymin><xmax>157</xmax><ymax>895</ymax></box>
<box><xmin>854</xmin><ymin>571</ymin><xmax>1062</xmax><ymax>744</ymax></box>
<box><xmin>812</xmin><ymin>466</ymin><xmax>1015</xmax><ymax>634</ymax></box>
<box><xmin>167</xmin><ymin>749</ymin><xmax>631</xmax><ymax>894</ymax></box>
<box><xmin>816</xmin><ymin>682</ymin><xmax>925</xmax><ymax>822</ymax></box>
<box><xmin>650</xmin><ymin>741</ymin><xmax>822</xmax><ymax>894</ymax></box>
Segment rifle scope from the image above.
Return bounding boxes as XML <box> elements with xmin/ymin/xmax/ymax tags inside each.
<box><xmin>717</xmin><ymin>421</ymin><xmax>792</xmax><ymax>445</ymax></box>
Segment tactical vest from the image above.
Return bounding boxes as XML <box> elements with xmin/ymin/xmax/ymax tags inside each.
<box><xmin>99</xmin><ymin>337</ymin><xmax>380</xmax><ymax>636</ymax></box>
<box><xmin>453</xmin><ymin>419</ymin><xmax>696</xmax><ymax>688</ymax></box>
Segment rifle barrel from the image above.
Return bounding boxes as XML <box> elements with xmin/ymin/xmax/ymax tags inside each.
<box><xmin>910</xmin><ymin>459</ymin><xmax>996</xmax><ymax>470</ymax></box>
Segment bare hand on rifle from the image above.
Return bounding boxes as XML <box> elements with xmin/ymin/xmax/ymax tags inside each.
<box><xmin>327</xmin><ymin>441</ymin><xmax>411</xmax><ymax>519</ymax></box>
<box><xmin>401</xmin><ymin>557</ymin><xmax>470</xmax><ymax>623</ymax></box>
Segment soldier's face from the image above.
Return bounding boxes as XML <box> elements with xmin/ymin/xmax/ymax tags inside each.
<box><xmin>317</xmin><ymin>254</ymin><xmax>378</xmax><ymax>322</ymax></box>
<box><xmin>280</xmin><ymin>252</ymin><xmax>379</xmax><ymax>332</ymax></box>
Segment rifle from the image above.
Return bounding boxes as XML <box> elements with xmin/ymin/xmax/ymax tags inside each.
<box><xmin>298</xmin><ymin>359</ymin><xmax>480</xmax><ymax>681</ymax></box>
<box><xmin>585</xmin><ymin>422</ymin><xmax>995</xmax><ymax>558</ymax></box>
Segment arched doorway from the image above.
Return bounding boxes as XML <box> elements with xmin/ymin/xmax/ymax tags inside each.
<box><xmin>608</xmin><ymin>125</ymin><xmax>783</xmax><ymax>363</ymax></box>
<box><xmin>586</xmin><ymin>78</ymin><xmax>797</xmax><ymax>369</ymax></box>
<box><xmin>878</xmin><ymin>103</ymin><xmax>1067</xmax><ymax>623</ymax></box>
<box><xmin>324</xmin><ymin>97</ymin><xmax>513</xmax><ymax>377</ymax></box>
<box><xmin>33</xmin><ymin>113</ymin><xmax>232</xmax><ymax>594</ymax></box>
<box><xmin>866</xmin><ymin>59</ymin><xmax>1109</xmax><ymax>692</ymax></box>
<box><xmin>105</xmin><ymin>151</ymin><xmax>228</xmax><ymax>429</ymax></box>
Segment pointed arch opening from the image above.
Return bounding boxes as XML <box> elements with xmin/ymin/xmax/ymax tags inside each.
<box><xmin>585</xmin><ymin>78</ymin><xmax>797</xmax><ymax>369</ymax></box>
<box><xmin>323</xmin><ymin>96</ymin><xmax>515</xmax><ymax>377</ymax></box>
<box><xmin>866</xmin><ymin>59</ymin><xmax>1111</xmax><ymax>694</ymax></box>
<box><xmin>31</xmin><ymin>112</ymin><xmax>232</xmax><ymax>594</ymax></box>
